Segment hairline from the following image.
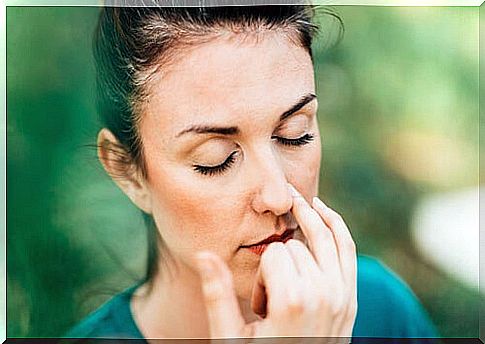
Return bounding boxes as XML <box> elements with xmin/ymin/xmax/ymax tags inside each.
<box><xmin>131</xmin><ymin>26</ymin><xmax>313</xmax><ymax>132</ymax></box>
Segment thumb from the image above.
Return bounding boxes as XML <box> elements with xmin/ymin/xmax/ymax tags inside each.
<box><xmin>195</xmin><ymin>251</ymin><xmax>246</xmax><ymax>338</ymax></box>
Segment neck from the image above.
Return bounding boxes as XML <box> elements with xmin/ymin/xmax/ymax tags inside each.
<box><xmin>130</xmin><ymin>258</ymin><xmax>257</xmax><ymax>339</ymax></box>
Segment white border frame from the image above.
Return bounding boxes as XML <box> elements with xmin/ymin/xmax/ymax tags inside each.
<box><xmin>1</xmin><ymin>1</ymin><xmax>483</xmax><ymax>343</ymax></box>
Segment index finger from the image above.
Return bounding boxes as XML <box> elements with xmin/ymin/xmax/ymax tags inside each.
<box><xmin>287</xmin><ymin>183</ymin><xmax>339</xmax><ymax>271</ymax></box>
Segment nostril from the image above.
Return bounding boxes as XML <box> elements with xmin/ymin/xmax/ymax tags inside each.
<box><xmin>282</xmin><ymin>212</ymin><xmax>298</xmax><ymax>229</ymax></box>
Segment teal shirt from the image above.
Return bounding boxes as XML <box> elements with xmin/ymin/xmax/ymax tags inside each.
<box><xmin>66</xmin><ymin>255</ymin><xmax>439</xmax><ymax>342</ymax></box>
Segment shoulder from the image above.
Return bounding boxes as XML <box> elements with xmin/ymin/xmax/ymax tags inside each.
<box><xmin>353</xmin><ymin>255</ymin><xmax>438</xmax><ymax>338</ymax></box>
<box><xmin>64</xmin><ymin>284</ymin><xmax>144</xmax><ymax>340</ymax></box>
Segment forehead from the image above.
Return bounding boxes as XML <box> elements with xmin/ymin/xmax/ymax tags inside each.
<box><xmin>142</xmin><ymin>32</ymin><xmax>315</xmax><ymax>137</ymax></box>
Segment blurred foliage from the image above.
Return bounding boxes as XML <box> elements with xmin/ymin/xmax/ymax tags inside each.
<box><xmin>7</xmin><ymin>6</ymin><xmax>479</xmax><ymax>338</ymax></box>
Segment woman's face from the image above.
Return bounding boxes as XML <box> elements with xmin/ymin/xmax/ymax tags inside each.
<box><xmin>139</xmin><ymin>32</ymin><xmax>321</xmax><ymax>299</ymax></box>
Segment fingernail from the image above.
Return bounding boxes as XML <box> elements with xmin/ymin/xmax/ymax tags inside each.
<box><xmin>287</xmin><ymin>183</ymin><xmax>299</xmax><ymax>197</ymax></box>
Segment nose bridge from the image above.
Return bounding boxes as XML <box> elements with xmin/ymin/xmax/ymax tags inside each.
<box><xmin>250</xmin><ymin>144</ymin><xmax>292</xmax><ymax>216</ymax></box>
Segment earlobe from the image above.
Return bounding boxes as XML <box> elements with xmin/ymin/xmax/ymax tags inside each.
<box><xmin>97</xmin><ymin>128</ymin><xmax>153</xmax><ymax>214</ymax></box>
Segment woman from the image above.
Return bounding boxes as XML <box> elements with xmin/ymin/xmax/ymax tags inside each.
<box><xmin>67</xmin><ymin>4</ymin><xmax>438</xmax><ymax>342</ymax></box>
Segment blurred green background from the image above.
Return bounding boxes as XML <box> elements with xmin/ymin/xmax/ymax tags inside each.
<box><xmin>7</xmin><ymin>6</ymin><xmax>480</xmax><ymax>338</ymax></box>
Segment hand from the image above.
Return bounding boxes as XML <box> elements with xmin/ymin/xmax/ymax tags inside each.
<box><xmin>194</xmin><ymin>183</ymin><xmax>357</xmax><ymax>341</ymax></box>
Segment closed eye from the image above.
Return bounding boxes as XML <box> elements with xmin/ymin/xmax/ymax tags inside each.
<box><xmin>193</xmin><ymin>151</ymin><xmax>238</xmax><ymax>176</ymax></box>
<box><xmin>272</xmin><ymin>133</ymin><xmax>315</xmax><ymax>147</ymax></box>
<box><xmin>192</xmin><ymin>133</ymin><xmax>314</xmax><ymax>177</ymax></box>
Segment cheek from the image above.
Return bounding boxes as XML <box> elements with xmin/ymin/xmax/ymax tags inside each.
<box><xmin>286</xmin><ymin>138</ymin><xmax>322</xmax><ymax>197</ymax></box>
<box><xmin>145</xmin><ymin>163</ymin><xmax>245</xmax><ymax>258</ymax></box>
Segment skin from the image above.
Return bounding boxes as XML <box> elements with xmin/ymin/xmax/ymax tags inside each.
<box><xmin>98</xmin><ymin>30</ymin><xmax>357</xmax><ymax>339</ymax></box>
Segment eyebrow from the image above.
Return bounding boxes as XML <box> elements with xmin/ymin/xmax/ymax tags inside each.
<box><xmin>176</xmin><ymin>93</ymin><xmax>317</xmax><ymax>138</ymax></box>
<box><xmin>280</xmin><ymin>93</ymin><xmax>317</xmax><ymax>121</ymax></box>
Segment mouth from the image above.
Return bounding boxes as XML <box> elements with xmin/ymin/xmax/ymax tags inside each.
<box><xmin>241</xmin><ymin>228</ymin><xmax>296</xmax><ymax>256</ymax></box>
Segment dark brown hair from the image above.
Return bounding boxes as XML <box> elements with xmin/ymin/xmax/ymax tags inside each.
<box><xmin>93</xmin><ymin>4</ymin><xmax>341</xmax><ymax>285</ymax></box>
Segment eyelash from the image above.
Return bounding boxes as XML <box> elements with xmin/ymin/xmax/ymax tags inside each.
<box><xmin>193</xmin><ymin>133</ymin><xmax>314</xmax><ymax>177</ymax></box>
<box><xmin>272</xmin><ymin>133</ymin><xmax>315</xmax><ymax>147</ymax></box>
<box><xmin>193</xmin><ymin>151</ymin><xmax>238</xmax><ymax>176</ymax></box>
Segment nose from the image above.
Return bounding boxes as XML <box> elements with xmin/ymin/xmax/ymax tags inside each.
<box><xmin>250</xmin><ymin>146</ymin><xmax>292</xmax><ymax>217</ymax></box>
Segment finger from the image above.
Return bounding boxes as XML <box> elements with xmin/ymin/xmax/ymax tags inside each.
<box><xmin>255</xmin><ymin>242</ymin><xmax>301</xmax><ymax>317</ymax></box>
<box><xmin>287</xmin><ymin>183</ymin><xmax>339</xmax><ymax>271</ymax></box>
<box><xmin>312</xmin><ymin>198</ymin><xmax>358</xmax><ymax>337</ymax></box>
<box><xmin>252</xmin><ymin>240</ymin><xmax>319</xmax><ymax>317</ymax></box>
<box><xmin>195</xmin><ymin>251</ymin><xmax>245</xmax><ymax>338</ymax></box>
<box><xmin>285</xmin><ymin>239</ymin><xmax>320</xmax><ymax>278</ymax></box>
<box><xmin>312</xmin><ymin>197</ymin><xmax>357</xmax><ymax>286</ymax></box>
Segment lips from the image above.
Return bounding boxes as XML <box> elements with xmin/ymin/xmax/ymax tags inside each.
<box><xmin>242</xmin><ymin>229</ymin><xmax>296</xmax><ymax>256</ymax></box>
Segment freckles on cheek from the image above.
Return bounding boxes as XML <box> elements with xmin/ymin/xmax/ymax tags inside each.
<box><xmin>148</xmin><ymin>171</ymin><xmax>237</xmax><ymax>243</ymax></box>
<box><xmin>153</xmin><ymin>186</ymin><xmax>212</xmax><ymax>231</ymax></box>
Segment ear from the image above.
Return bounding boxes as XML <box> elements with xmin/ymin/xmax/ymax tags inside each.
<box><xmin>97</xmin><ymin>128</ymin><xmax>152</xmax><ymax>214</ymax></box>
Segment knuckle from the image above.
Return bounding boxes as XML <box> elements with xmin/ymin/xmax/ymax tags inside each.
<box><xmin>285</xmin><ymin>294</ymin><xmax>305</xmax><ymax>315</ymax></box>
<box><xmin>329</xmin><ymin>300</ymin><xmax>344</xmax><ymax>317</ymax></box>
<box><xmin>314</xmin><ymin>291</ymin><xmax>328</xmax><ymax>310</ymax></box>
<box><xmin>322</xmin><ymin>292</ymin><xmax>346</xmax><ymax>317</ymax></box>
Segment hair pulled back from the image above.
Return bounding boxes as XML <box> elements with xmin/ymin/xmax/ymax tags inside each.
<box><xmin>93</xmin><ymin>3</ymin><xmax>339</xmax><ymax>285</ymax></box>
